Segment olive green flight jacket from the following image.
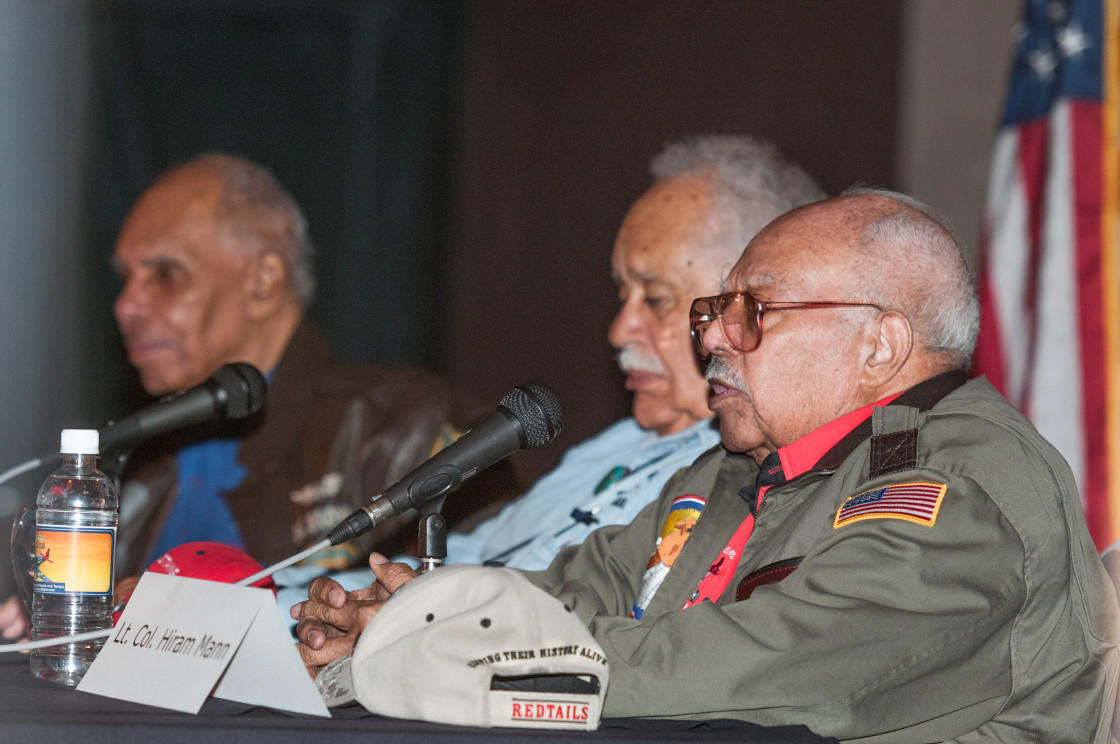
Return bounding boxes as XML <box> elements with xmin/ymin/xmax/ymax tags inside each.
<box><xmin>524</xmin><ymin>376</ymin><xmax>1120</xmax><ymax>742</ymax></box>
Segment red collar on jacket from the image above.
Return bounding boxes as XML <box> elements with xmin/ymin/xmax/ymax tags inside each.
<box><xmin>775</xmin><ymin>391</ymin><xmax>903</xmax><ymax>483</ymax></box>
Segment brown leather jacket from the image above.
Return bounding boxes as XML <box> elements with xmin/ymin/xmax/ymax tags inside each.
<box><xmin>117</xmin><ymin>320</ymin><xmax>521</xmax><ymax>576</ymax></box>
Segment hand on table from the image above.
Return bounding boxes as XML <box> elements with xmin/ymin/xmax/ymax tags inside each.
<box><xmin>290</xmin><ymin>553</ymin><xmax>417</xmax><ymax>676</ymax></box>
<box><xmin>0</xmin><ymin>595</ymin><xmax>29</xmax><ymax>641</ymax></box>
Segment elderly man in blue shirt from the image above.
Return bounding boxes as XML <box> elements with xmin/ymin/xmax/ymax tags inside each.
<box><xmin>447</xmin><ymin>136</ymin><xmax>823</xmax><ymax>568</ymax></box>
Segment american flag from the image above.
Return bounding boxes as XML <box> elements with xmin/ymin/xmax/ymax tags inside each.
<box><xmin>833</xmin><ymin>483</ymin><xmax>947</xmax><ymax>528</ymax></box>
<box><xmin>973</xmin><ymin>0</ymin><xmax>1119</xmax><ymax>548</ymax></box>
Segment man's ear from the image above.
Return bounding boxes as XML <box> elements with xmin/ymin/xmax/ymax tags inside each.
<box><xmin>246</xmin><ymin>251</ymin><xmax>290</xmax><ymax>320</ymax></box>
<box><xmin>861</xmin><ymin>310</ymin><xmax>912</xmax><ymax>388</ymax></box>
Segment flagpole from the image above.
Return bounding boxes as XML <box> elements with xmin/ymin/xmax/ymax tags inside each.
<box><xmin>1103</xmin><ymin>0</ymin><xmax>1120</xmax><ymax>544</ymax></box>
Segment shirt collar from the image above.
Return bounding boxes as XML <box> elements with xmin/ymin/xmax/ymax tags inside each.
<box><xmin>739</xmin><ymin>370</ymin><xmax>968</xmax><ymax>514</ymax></box>
<box><xmin>772</xmin><ymin>369</ymin><xmax>968</xmax><ymax>480</ymax></box>
<box><xmin>776</xmin><ymin>392</ymin><xmax>902</xmax><ymax>481</ymax></box>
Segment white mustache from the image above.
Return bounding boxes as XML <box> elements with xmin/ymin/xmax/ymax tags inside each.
<box><xmin>705</xmin><ymin>355</ymin><xmax>745</xmax><ymax>391</ymax></box>
<box><xmin>617</xmin><ymin>347</ymin><xmax>666</xmax><ymax>375</ymax></box>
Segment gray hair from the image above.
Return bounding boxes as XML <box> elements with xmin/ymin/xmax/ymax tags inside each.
<box><xmin>171</xmin><ymin>153</ymin><xmax>316</xmax><ymax>307</ymax></box>
<box><xmin>841</xmin><ymin>186</ymin><xmax>980</xmax><ymax>366</ymax></box>
<box><xmin>651</xmin><ymin>134</ymin><xmax>826</xmax><ymax>259</ymax></box>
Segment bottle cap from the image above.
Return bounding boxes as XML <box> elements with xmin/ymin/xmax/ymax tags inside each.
<box><xmin>60</xmin><ymin>429</ymin><xmax>99</xmax><ymax>455</ymax></box>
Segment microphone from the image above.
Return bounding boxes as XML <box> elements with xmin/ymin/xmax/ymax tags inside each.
<box><xmin>0</xmin><ymin>364</ymin><xmax>267</xmax><ymax>496</ymax></box>
<box><xmin>327</xmin><ymin>383</ymin><xmax>563</xmax><ymax>545</ymax></box>
<box><xmin>100</xmin><ymin>362</ymin><xmax>268</xmax><ymax>458</ymax></box>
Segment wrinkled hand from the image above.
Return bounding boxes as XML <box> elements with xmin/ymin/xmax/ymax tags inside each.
<box><xmin>291</xmin><ymin>553</ymin><xmax>417</xmax><ymax>675</ymax></box>
<box><xmin>0</xmin><ymin>594</ymin><xmax>29</xmax><ymax>641</ymax></box>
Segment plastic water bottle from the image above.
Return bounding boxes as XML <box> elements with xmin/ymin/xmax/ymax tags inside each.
<box><xmin>30</xmin><ymin>429</ymin><xmax>119</xmax><ymax>686</ymax></box>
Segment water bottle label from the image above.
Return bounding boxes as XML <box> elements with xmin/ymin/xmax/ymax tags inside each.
<box><xmin>32</xmin><ymin>526</ymin><xmax>116</xmax><ymax>596</ymax></box>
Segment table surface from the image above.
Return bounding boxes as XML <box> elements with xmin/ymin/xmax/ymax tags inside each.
<box><xmin>0</xmin><ymin>654</ymin><xmax>835</xmax><ymax>743</ymax></box>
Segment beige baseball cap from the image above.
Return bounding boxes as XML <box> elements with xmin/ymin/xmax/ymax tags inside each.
<box><xmin>316</xmin><ymin>564</ymin><xmax>609</xmax><ymax>730</ymax></box>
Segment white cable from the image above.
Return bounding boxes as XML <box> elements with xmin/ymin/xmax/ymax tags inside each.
<box><xmin>235</xmin><ymin>539</ymin><xmax>331</xmax><ymax>587</ymax></box>
<box><xmin>0</xmin><ymin>455</ymin><xmax>45</xmax><ymax>488</ymax></box>
<box><xmin>0</xmin><ymin>538</ymin><xmax>333</xmax><ymax>654</ymax></box>
<box><xmin>0</xmin><ymin>627</ymin><xmax>110</xmax><ymax>652</ymax></box>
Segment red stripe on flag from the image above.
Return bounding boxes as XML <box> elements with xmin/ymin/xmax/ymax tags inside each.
<box><xmin>975</xmin><ymin>259</ymin><xmax>1008</xmax><ymax>395</ymax></box>
<box><xmin>1070</xmin><ymin>101</ymin><xmax>1109</xmax><ymax>546</ymax></box>
<box><xmin>1017</xmin><ymin>120</ymin><xmax>1052</xmax><ymax>417</ymax></box>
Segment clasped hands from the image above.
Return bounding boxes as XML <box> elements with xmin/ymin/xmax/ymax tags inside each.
<box><xmin>290</xmin><ymin>552</ymin><xmax>418</xmax><ymax>675</ymax></box>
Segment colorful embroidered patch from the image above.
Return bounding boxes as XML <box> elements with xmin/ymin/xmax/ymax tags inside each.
<box><xmin>630</xmin><ymin>494</ymin><xmax>706</xmax><ymax>619</ymax></box>
<box><xmin>663</xmin><ymin>494</ymin><xmax>706</xmax><ymax>517</ymax></box>
<box><xmin>652</xmin><ymin>494</ymin><xmax>706</xmax><ymax>566</ymax></box>
<box><xmin>833</xmin><ymin>482</ymin><xmax>947</xmax><ymax>528</ymax></box>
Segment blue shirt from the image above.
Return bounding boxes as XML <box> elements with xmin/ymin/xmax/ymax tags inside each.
<box><xmin>143</xmin><ymin>437</ymin><xmax>248</xmax><ymax>566</ymax></box>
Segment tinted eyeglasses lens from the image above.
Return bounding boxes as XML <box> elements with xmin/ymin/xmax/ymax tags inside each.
<box><xmin>718</xmin><ymin>294</ymin><xmax>750</xmax><ymax>351</ymax></box>
<box><xmin>690</xmin><ymin>298</ymin><xmax>713</xmax><ymax>355</ymax></box>
<box><xmin>690</xmin><ymin>293</ymin><xmax>755</xmax><ymax>355</ymax></box>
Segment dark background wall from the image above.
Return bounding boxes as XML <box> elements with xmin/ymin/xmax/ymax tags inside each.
<box><xmin>446</xmin><ymin>0</ymin><xmax>904</xmax><ymax>478</ymax></box>
<box><xmin>0</xmin><ymin>0</ymin><xmax>1017</xmax><ymax>501</ymax></box>
<box><xmin>82</xmin><ymin>0</ymin><xmax>467</xmax><ymax>422</ymax></box>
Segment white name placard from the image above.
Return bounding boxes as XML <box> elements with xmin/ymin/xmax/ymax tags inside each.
<box><xmin>78</xmin><ymin>572</ymin><xmax>328</xmax><ymax>717</ymax></box>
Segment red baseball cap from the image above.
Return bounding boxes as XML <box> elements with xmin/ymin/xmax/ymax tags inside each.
<box><xmin>114</xmin><ymin>542</ymin><xmax>275</xmax><ymax>624</ymax></box>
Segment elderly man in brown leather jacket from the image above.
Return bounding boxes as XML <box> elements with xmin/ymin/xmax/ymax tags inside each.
<box><xmin>112</xmin><ymin>154</ymin><xmax>517</xmax><ymax>573</ymax></box>
<box><xmin>293</xmin><ymin>188</ymin><xmax>1120</xmax><ymax>742</ymax></box>
<box><xmin>0</xmin><ymin>154</ymin><xmax>517</xmax><ymax>638</ymax></box>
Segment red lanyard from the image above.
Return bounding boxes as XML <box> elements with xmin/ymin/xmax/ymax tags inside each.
<box><xmin>681</xmin><ymin>485</ymin><xmax>768</xmax><ymax>608</ymax></box>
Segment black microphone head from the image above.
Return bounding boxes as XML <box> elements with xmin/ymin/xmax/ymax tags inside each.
<box><xmin>499</xmin><ymin>383</ymin><xmax>563</xmax><ymax>448</ymax></box>
<box><xmin>208</xmin><ymin>363</ymin><xmax>268</xmax><ymax>419</ymax></box>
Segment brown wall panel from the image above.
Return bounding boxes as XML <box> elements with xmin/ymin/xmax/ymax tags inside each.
<box><xmin>446</xmin><ymin>0</ymin><xmax>903</xmax><ymax>480</ymax></box>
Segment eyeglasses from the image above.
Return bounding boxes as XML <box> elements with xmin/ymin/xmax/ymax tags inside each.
<box><xmin>689</xmin><ymin>290</ymin><xmax>883</xmax><ymax>358</ymax></box>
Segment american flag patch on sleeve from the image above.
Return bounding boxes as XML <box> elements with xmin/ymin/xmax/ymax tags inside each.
<box><xmin>833</xmin><ymin>482</ymin><xmax>947</xmax><ymax>528</ymax></box>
